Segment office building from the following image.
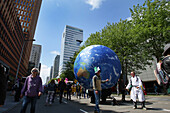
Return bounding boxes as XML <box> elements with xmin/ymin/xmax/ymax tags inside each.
<box><xmin>0</xmin><ymin>0</ymin><xmax>26</xmax><ymax>81</ymax></box>
<box><xmin>15</xmin><ymin>0</ymin><xmax>42</xmax><ymax>77</ymax></box>
<box><xmin>59</xmin><ymin>25</ymin><xmax>83</xmax><ymax>75</ymax></box>
<box><xmin>49</xmin><ymin>66</ymin><xmax>53</xmax><ymax>80</ymax></box>
<box><xmin>46</xmin><ymin>76</ymin><xmax>50</xmax><ymax>84</ymax></box>
<box><xmin>52</xmin><ymin>55</ymin><xmax>60</xmax><ymax>78</ymax></box>
<box><xmin>29</xmin><ymin>44</ymin><xmax>42</xmax><ymax>68</ymax></box>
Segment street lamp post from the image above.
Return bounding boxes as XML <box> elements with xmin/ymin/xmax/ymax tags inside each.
<box><xmin>15</xmin><ymin>39</ymin><xmax>35</xmax><ymax>81</ymax></box>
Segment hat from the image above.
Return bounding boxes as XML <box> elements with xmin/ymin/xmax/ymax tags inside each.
<box><xmin>162</xmin><ymin>43</ymin><xmax>170</xmax><ymax>56</ymax></box>
<box><xmin>94</xmin><ymin>67</ymin><xmax>101</xmax><ymax>73</ymax></box>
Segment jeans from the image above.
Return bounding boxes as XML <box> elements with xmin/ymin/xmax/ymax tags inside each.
<box><xmin>94</xmin><ymin>90</ymin><xmax>101</xmax><ymax>113</ymax></box>
<box><xmin>46</xmin><ymin>91</ymin><xmax>54</xmax><ymax>104</ymax></box>
<box><xmin>20</xmin><ymin>96</ymin><xmax>37</xmax><ymax>113</ymax></box>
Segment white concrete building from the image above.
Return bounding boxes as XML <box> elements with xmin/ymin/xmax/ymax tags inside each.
<box><xmin>59</xmin><ymin>25</ymin><xmax>83</xmax><ymax>75</ymax></box>
<box><xmin>29</xmin><ymin>44</ymin><xmax>42</xmax><ymax>68</ymax></box>
<box><xmin>52</xmin><ymin>55</ymin><xmax>60</xmax><ymax>78</ymax></box>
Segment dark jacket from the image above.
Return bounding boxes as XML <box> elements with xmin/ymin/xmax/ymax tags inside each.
<box><xmin>47</xmin><ymin>83</ymin><xmax>56</xmax><ymax>91</ymax></box>
<box><xmin>58</xmin><ymin>80</ymin><xmax>66</xmax><ymax>91</ymax></box>
<box><xmin>0</xmin><ymin>65</ymin><xmax>7</xmax><ymax>105</ymax></box>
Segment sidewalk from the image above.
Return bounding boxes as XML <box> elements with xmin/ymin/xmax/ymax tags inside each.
<box><xmin>0</xmin><ymin>91</ymin><xmax>22</xmax><ymax>113</ymax></box>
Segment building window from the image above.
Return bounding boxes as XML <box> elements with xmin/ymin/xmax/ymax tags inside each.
<box><xmin>22</xmin><ymin>16</ymin><xmax>24</xmax><ymax>20</ymax></box>
<box><xmin>28</xmin><ymin>18</ymin><xmax>30</xmax><ymax>22</ymax></box>
<box><xmin>24</xmin><ymin>23</ymin><xmax>26</xmax><ymax>26</ymax></box>
<box><xmin>18</xmin><ymin>10</ymin><xmax>20</xmax><ymax>14</ymax></box>
<box><xmin>76</xmin><ymin>41</ymin><xmax>81</xmax><ymax>46</ymax></box>
<box><xmin>23</xmin><ymin>28</ymin><xmax>25</xmax><ymax>31</ymax></box>
<box><xmin>24</xmin><ymin>2</ymin><xmax>26</xmax><ymax>5</ymax></box>
<box><xmin>29</xmin><ymin>13</ymin><xmax>31</xmax><ymax>16</ymax></box>
<box><xmin>25</xmin><ymin>17</ymin><xmax>27</xmax><ymax>21</ymax></box>
<box><xmin>22</xmin><ymin>6</ymin><xmax>24</xmax><ymax>10</ymax></box>
<box><xmin>21</xmin><ymin>11</ymin><xmax>23</xmax><ymax>14</ymax></box>
<box><xmin>19</xmin><ymin>6</ymin><xmax>21</xmax><ymax>9</ymax></box>
<box><xmin>24</xmin><ymin>12</ymin><xmax>26</xmax><ymax>15</ymax></box>
<box><xmin>19</xmin><ymin>16</ymin><xmax>22</xmax><ymax>20</ymax></box>
<box><xmin>27</xmin><ymin>23</ymin><xmax>29</xmax><ymax>27</ymax></box>
<box><xmin>21</xmin><ymin>22</ymin><xmax>23</xmax><ymax>25</ymax></box>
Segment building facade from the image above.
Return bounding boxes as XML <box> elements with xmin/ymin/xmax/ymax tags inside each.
<box><xmin>49</xmin><ymin>66</ymin><xmax>53</xmax><ymax>80</ymax></box>
<box><xmin>29</xmin><ymin>44</ymin><xmax>42</xmax><ymax>68</ymax></box>
<box><xmin>14</xmin><ymin>0</ymin><xmax>42</xmax><ymax>77</ymax></box>
<box><xmin>0</xmin><ymin>0</ymin><xmax>25</xmax><ymax>81</ymax></box>
<box><xmin>52</xmin><ymin>55</ymin><xmax>60</xmax><ymax>78</ymax></box>
<box><xmin>59</xmin><ymin>25</ymin><xmax>83</xmax><ymax>75</ymax></box>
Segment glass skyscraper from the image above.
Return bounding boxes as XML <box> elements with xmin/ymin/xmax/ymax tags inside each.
<box><xmin>59</xmin><ymin>25</ymin><xmax>83</xmax><ymax>75</ymax></box>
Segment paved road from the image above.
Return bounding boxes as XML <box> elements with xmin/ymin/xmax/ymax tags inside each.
<box><xmin>3</xmin><ymin>94</ymin><xmax>170</xmax><ymax>113</ymax></box>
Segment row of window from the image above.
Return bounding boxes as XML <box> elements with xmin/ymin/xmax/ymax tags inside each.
<box><xmin>66</xmin><ymin>31</ymin><xmax>83</xmax><ymax>35</ymax></box>
<box><xmin>21</xmin><ymin>22</ymin><xmax>29</xmax><ymax>27</ymax></box>
<box><xmin>0</xmin><ymin>14</ymin><xmax>23</xmax><ymax>58</ymax></box>
<box><xmin>0</xmin><ymin>42</ymin><xmax>18</xmax><ymax>70</ymax></box>
<box><xmin>66</xmin><ymin>27</ymin><xmax>83</xmax><ymax>32</ymax></box>
<box><xmin>16</xmin><ymin>5</ymin><xmax>33</xmax><ymax>12</ymax></box>
<box><xmin>18</xmin><ymin>10</ymin><xmax>32</xmax><ymax>17</ymax></box>
<box><xmin>19</xmin><ymin>15</ymin><xmax>30</xmax><ymax>22</ymax></box>
<box><xmin>0</xmin><ymin>28</ymin><xmax>21</xmax><ymax>60</ymax></box>
<box><xmin>16</xmin><ymin>0</ymin><xmax>35</xmax><ymax>4</ymax></box>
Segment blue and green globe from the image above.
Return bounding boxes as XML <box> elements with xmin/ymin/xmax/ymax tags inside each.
<box><xmin>74</xmin><ymin>45</ymin><xmax>121</xmax><ymax>89</ymax></box>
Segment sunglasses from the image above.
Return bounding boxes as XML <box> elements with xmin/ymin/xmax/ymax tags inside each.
<box><xmin>32</xmin><ymin>70</ymin><xmax>38</xmax><ymax>72</ymax></box>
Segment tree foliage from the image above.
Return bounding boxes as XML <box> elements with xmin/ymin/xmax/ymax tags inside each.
<box><xmin>130</xmin><ymin>0</ymin><xmax>170</xmax><ymax>61</ymax></box>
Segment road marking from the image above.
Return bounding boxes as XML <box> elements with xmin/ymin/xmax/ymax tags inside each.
<box><xmin>80</xmin><ymin>109</ymin><xmax>88</xmax><ymax>113</ymax></box>
<box><xmin>162</xmin><ymin>109</ymin><xmax>170</xmax><ymax>112</ymax></box>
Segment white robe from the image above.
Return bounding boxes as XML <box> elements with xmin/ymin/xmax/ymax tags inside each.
<box><xmin>126</xmin><ymin>76</ymin><xmax>145</xmax><ymax>102</ymax></box>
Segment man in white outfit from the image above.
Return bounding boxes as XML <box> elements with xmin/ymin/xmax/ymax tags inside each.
<box><xmin>126</xmin><ymin>71</ymin><xmax>146</xmax><ymax>110</ymax></box>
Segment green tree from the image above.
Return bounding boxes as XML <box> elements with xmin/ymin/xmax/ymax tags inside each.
<box><xmin>61</xmin><ymin>52</ymin><xmax>78</xmax><ymax>81</ymax></box>
<box><xmin>130</xmin><ymin>0</ymin><xmax>170</xmax><ymax>61</ymax></box>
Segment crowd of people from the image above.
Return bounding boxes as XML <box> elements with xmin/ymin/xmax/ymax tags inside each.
<box><xmin>0</xmin><ymin>43</ymin><xmax>169</xmax><ymax>113</ymax></box>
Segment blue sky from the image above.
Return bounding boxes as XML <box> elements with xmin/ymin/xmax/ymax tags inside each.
<box><xmin>34</xmin><ymin>0</ymin><xmax>146</xmax><ymax>84</ymax></box>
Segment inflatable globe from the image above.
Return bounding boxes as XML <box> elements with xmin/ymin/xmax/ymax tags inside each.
<box><xmin>74</xmin><ymin>45</ymin><xmax>121</xmax><ymax>89</ymax></box>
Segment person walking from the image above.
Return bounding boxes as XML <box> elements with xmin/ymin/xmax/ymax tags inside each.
<box><xmin>0</xmin><ymin>64</ymin><xmax>7</xmax><ymax>107</ymax></box>
<box><xmin>153</xmin><ymin>83</ymin><xmax>158</xmax><ymax>95</ymax></box>
<box><xmin>66</xmin><ymin>82</ymin><xmax>72</xmax><ymax>101</ymax></box>
<box><xmin>45</xmin><ymin>80</ymin><xmax>56</xmax><ymax>106</ymax></box>
<box><xmin>126</xmin><ymin>71</ymin><xmax>146</xmax><ymax>110</ymax></box>
<box><xmin>58</xmin><ymin>78</ymin><xmax>66</xmax><ymax>103</ymax></box>
<box><xmin>76</xmin><ymin>83</ymin><xmax>81</xmax><ymax>99</ymax></box>
<box><xmin>20</xmin><ymin>68</ymin><xmax>42</xmax><ymax>113</ymax></box>
<box><xmin>92</xmin><ymin>67</ymin><xmax>108</xmax><ymax>113</ymax></box>
<box><xmin>14</xmin><ymin>79</ymin><xmax>22</xmax><ymax>102</ymax></box>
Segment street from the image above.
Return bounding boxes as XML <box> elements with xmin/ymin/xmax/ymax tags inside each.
<box><xmin>2</xmin><ymin>94</ymin><xmax>170</xmax><ymax>113</ymax></box>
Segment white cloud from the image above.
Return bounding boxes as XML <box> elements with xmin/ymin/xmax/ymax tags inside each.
<box><xmin>85</xmin><ymin>0</ymin><xmax>105</xmax><ymax>10</ymax></box>
<box><xmin>39</xmin><ymin>65</ymin><xmax>51</xmax><ymax>84</ymax></box>
<box><xmin>50</xmin><ymin>51</ymin><xmax>60</xmax><ymax>55</ymax></box>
